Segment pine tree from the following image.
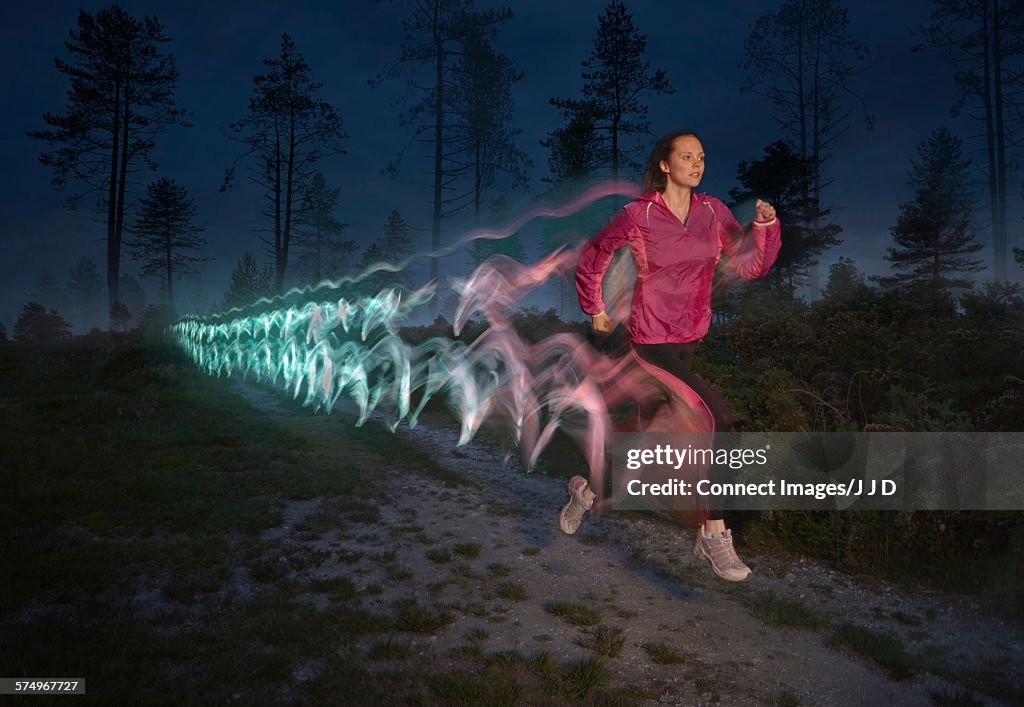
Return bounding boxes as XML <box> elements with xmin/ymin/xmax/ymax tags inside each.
<box><xmin>373</xmin><ymin>0</ymin><xmax>513</xmax><ymax>312</ymax></box>
<box><xmin>550</xmin><ymin>1</ymin><xmax>673</xmax><ymax>181</ymax></box>
<box><xmin>128</xmin><ymin>177</ymin><xmax>207</xmax><ymax>314</ymax></box>
<box><xmin>292</xmin><ymin>172</ymin><xmax>352</xmax><ymax>283</ymax></box>
<box><xmin>542</xmin><ymin>103</ymin><xmax>606</xmax><ymax>192</ymax></box>
<box><xmin>67</xmin><ymin>257</ymin><xmax>106</xmax><ymax>332</ymax></box>
<box><xmin>729</xmin><ymin>140</ymin><xmax>840</xmax><ymax>295</ymax></box>
<box><xmin>110</xmin><ymin>302</ymin><xmax>132</xmax><ymax>332</ymax></box>
<box><xmin>14</xmin><ymin>303</ymin><xmax>72</xmax><ymax>342</ymax></box>
<box><xmin>222</xmin><ymin>253</ymin><xmax>273</xmax><ymax>310</ymax></box>
<box><xmin>226</xmin><ymin>34</ymin><xmax>347</xmax><ymax>293</ymax></box>
<box><xmin>881</xmin><ymin>128</ymin><xmax>984</xmax><ymax>290</ymax></box>
<box><xmin>916</xmin><ymin>0</ymin><xmax>1024</xmax><ymax>282</ymax></box>
<box><xmin>825</xmin><ymin>257</ymin><xmax>872</xmax><ymax>303</ymax></box>
<box><xmin>741</xmin><ymin>0</ymin><xmax>873</xmax><ymax>296</ymax></box>
<box><xmin>449</xmin><ymin>32</ymin><xmax>530</xmax><ymax>222</ymax></box>
<box><xmin>380</xmin><ymin>210</ymin><xmax>415</xmax><ymax>267</ymax></box>
<box><xmin>29</xmin><ymin>5</ymin><xmax>188</xmax><ymax>326</ymax></box>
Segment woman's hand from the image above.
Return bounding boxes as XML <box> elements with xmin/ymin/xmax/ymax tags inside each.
<box><xmin>755</xmin><ymin>199</ymin><xmax>776</xmax><ymax>222</ymax></box>
<box><xmin>592</xmin><ymin>311</ymin><xmax>613</xmax><ymax>333</ymax></box>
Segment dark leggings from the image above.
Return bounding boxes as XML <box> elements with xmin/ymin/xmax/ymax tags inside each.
<box><xmin>632</xmin><ymin>342</ymin><xmax>732</xmax><ymax>521</ymax></box>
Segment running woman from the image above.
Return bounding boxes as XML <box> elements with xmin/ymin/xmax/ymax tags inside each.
<box><xmin>563</xmin><ymin>130</ymin><xmax>781</xmax><ymax>581</ymax></box>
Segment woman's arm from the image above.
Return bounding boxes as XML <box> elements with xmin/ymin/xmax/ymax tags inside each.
<box><xmin>575</xmin><ymin>206</ymin><xmax>637</xmax><ymax>320</ymax></box>
<box><xmin>714</xmin><ymin>198</ymin><xmax>781</xmax><ymax>280</ymax></box>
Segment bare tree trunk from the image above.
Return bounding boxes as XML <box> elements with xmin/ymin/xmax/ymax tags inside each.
<box><xmin>273</xmin><ymin>127</ymin><xmax>283</xmax><ymax>293</ymax></box>
<box><xmin>430</xmin><ymin>0</ymin><xmax>443</xmax><ymax>317</ymax></box>
<box><xmin>107</xmin><ymin>81</ymin><xmax>122</xmax><ymax>329</ymax></box>
<box><xmin>993</xmin><ymin>0</ymin><xmax>1008</xmax><ymax>282</ymax></box>
<box><xmin>809</xmin><ymin>4</ymin><xmax>823</xmax><ymax>300</ymax></box>
<box><xmin>981</xmin><ymin>1</ymin><xmax>999</xmax><ymax>281</ymax></box>
<box><xmin>282</xmin><ymin>111</ymin><xmax>296</xmax><ymax>293</ymax></box>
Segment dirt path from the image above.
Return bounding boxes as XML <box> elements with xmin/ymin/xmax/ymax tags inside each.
<box><xmin>235</xmin><ymin>380</ymin><xmax>1023</xmax><ymax>706</ymax></box>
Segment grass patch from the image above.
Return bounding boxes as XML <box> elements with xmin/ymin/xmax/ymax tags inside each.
<box><xmin>495</xmin><ymin>582</ymin><xmax>529</xmax><ymax>601</ymax></box>
<box><xmin>551</xmin><ymin>656</ymin><xmax>609</xmax><ymax>700</ymax></box>
<box><xmin>294</xmin><ymin>510</ymin><xmax>347</xmax><ymax>533</ymax></box>
<box><xmin>426</xmin><ymin>548</ymin><xmax>454</xmax><ymax>564</ymax></box>
<box><xmin>466</xmin><ymin>627</ymin><xmax>490</xmax><ymax>642</ymax></box>
<box><xmin>385</xmin><ymin>565</ymin><xmax>413</xmax><ymax>582</ymax></box>
<box><xmin>366</xmin><ymin>637</ymin><xmax>413</xmax><ymax>661</ymax></box>
<box><xmin>745</xmin><ymin>592</ymin><xmax>826</xmax><ymax>629</ymax></box>
<box><xmin>521</xmin><ymin>546</ymin><xmax>541</xmax><ymax>556</ymax></box>
<box><xmin>451</xmin><ymin>563</ymin><xmax>480</xmax><ymax>579</ymax></box>
<box><xmin>643</xmin><ymin>641</ymin><xmax>687</xmax><ymax>665</ymax></box>
<box><xmin>308</xmin><ymin>575</ymin><xmax>358</xmax><ymax>599</ymax></box>
<box><xmin>453</xmin><ymin>543</ymin><xmax>481</xmax><ymax>559</ymax></box>
<box><xmin>578</xmin><ymin>624</ymin><xmax>625</xmax><ymax>657</ymax></box>
<box><xmin>486</xmin><ymin>563</ymin><xmax>511</xmax><ymax>577</ymax></box>
<box><xmin>544</xmin><ymin>600</ymin><xmax>602</xmax><ymax>627</ymax></box>
<box><xmin>829</xmin><ymin>623</ymin><xmax>915</xmax><ymax>679</ymax></box>
<box><xmin>427</xmin><ymin>672</ymin><xmax>523</xmax><ymax>706</ymax></box>
<box><xmin>395</xmin><ymin>598</ymin><xmax>455</xmax><ymax>633</ymax></box>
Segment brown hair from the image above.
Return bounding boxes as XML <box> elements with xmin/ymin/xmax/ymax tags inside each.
<box><xmin>641</xmin><ymin>130</ymin><xmax>702</xmax><ymax>193</ymax></box>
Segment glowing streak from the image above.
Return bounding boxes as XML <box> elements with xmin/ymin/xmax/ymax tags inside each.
<box><xmin>172</xmin><ymin>182</ymin><xmax>713</xmax><ymax>506</ymax></box>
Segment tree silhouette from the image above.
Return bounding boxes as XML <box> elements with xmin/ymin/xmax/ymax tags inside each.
<box><xmin>550</xmin><ymin>1</ymin><xmax>673</xmax><ymax>181</ymax></box>
<box><xmin>824</xmin><ymin>256</ymin><xmax>873</xmax><ymax>303</ymax></box>
<box><xmin>729</xmin><ymin>140</ymin><xmax>840</xmax><ymax>295</ymax></box>
<box><xmin>292</xmin><ymin>172</ymin><xmax>352</xmax><ymax>283</ymax></box>
<box><xmin>226</xmin><ymin>33</ymin><xmax>347</xmax><ymax>294</ymax></box>
<box><xmin>29</xmin><ymin>4</ymin><xmax>188</xmax><ymax>327</ymax></box>
<box><xmin>741</xmin><ymin>0</ymin><xmax>873</xmax><ymax>296</ymax></box>
<box><xmin>66</xmin><ymin>257</ymin><xmax>106</xmax><ymax>332</ymax></box>
<box><xmin>380</xmin><ymin>210</ymin><xmax>415</xmax><ymax>266</ymax></box>
<box><xmin>916</xmin><ymin>0</ymin><xmax>1024</xmax><ymax>282</ymax></box>
<box><xmin>449</xmin><ymin>32</ymin><xmax>530</xmax><ymax>222</ymax></box>
<box><xmin>110</xmin><ymin>301</ymin><xmax>132</xmax><ymax>332</ymax></box>
<box><xmin>373</xmin><ymin>0</ymin><xmax>513</xmax><ymax>312</ymax></box>
<box><xmin>15</xmin><ymin>303</ymin><xmax>72</xmax><ymax>342</ymax></box>
<box><xmin>542</xmin><ymin>102</ymin><xmax>606</xmax><ymax>193</ymax></box>
<box><xmin>128</xmin><ymin>177</ymin><xmax>207</xmax><ymax>314</ymax></box>
<box><xmin>222</xmin><ymin>253</ymin><xmax>273</xmax><ymax>310</ymax></box>
<box><xmin>881</xmin><ymin>128</ymin><xmax>984</xmax><ymax>290</ymax></box>
<box><xmin>118</xmin><ymin>275</ymin><xmax>148</xmax><ymax>323</ymax></box>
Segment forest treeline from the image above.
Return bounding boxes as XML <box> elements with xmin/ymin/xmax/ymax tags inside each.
<box><xmin>14</xmin><ymin>0</ymin><xmax>1024</xmax><ymax>334</ymax></box>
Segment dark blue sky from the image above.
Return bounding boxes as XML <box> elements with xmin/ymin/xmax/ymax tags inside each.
<box><xmin>2</xmin><ymin>0</ymin><xmax>1017</xmax><ymax>326</ymax></box>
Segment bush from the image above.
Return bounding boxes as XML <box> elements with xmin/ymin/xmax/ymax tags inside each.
<box><xmin>13</xmin><ymin>302</ymin><xmax>72</xmax><ymax>342</ymax></box>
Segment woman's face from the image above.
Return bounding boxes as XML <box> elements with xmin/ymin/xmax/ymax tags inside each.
<box><xmin>660</xmin><ymin>136</ymin><xmax>705</xmax><ymax>189</ymax></box>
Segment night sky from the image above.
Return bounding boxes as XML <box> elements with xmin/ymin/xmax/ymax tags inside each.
<box><xmin>2</xmin><ymin>0</ymin><xmax>1017</xmax><ymax>329</ymax></box>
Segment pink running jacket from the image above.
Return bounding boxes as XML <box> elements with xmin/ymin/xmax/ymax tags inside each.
<box><xmin>575</xmin><ymin>190</ymin><xmax>781</xmax><ymax>344</ymax></box>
